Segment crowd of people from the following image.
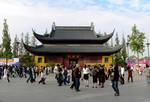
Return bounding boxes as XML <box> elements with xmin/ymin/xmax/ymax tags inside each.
<box><xmin>0</xmin><ymin>63</ymin><xmax>150</xmax><ymax>96</ymax></box>
<box><xmin>0</xmin><ymin>65</ymin><xmax>50</xmax><ymax>84</ymax></box>
<box><xmin>54</xmin><ymin>64</ymin><xmax>133</xmax><ymax>96</ymax></box>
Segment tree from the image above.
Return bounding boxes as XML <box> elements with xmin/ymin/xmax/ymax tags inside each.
<box><xmin>31</xmin><ymin>35</ymin><xmax>36</xmax><ymax>47</ymax></box>
<box><xmin>115</xmin><ymin>33</ymin><xmax>119</xmax><ymax>45</ymax></box>
<box><xmin>13</xmin><ymin>35</ymin><xmax>19</xmax><ymax>57</ymax></box>
<box><xmin>104</xmin><ymin>32</ymin><xmax>109</xmax><ymax>46</ymax></box>
<box><xmin>0</xmin><ymin>44</ymin><xmax>3</xmax><ymax>57</ymax></box>
<box><xmin>24</xmin><ymin>33</ymin><xmax>30</xmax><ymax>55</ymax></box>
<box><xmin>121</xmin><ymin>35</ymin><xmax>128</xmax><ymax>64</ymax></box>
<box><xmin>19</xmin><ymin>33</ymin><xmax>25</xmax><ymax>56</ymax></box>
<box><xmin>114</xmin><ymin>33</ymin><xmax>122</xmax><ymax>65</ymax></box>
<box><xmin>20</xmin><ymin>32</ymin><xmax>35</xmax><ymax>67</ymax></box>
<box><xmin>128</xmin><ymin>24</ymin><xmax>145</xmax><ymax>64</ymax></box>
<box><xmin>110</xmin><ymin>36</ymin><xmax>114</xmax><ymax>47</ymax></box>
<box><xmin>2</xmin><ymin>19</ymin><xmax>12</xmax><ymax>58</ymax></box>
<box><xmin>20</xmin><ymin>54</ymin><xmax>34</xmax><ymax>67</ymax></box>
<box><xmin>113</xmin><ymin>33</ymin><xmax>127</xmax><ymax>65</ymax></box>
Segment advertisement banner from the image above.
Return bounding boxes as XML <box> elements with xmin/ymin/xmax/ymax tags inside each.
<box><xmin>0</xmin><ymin>58</ymin><xmax>19</xmax><ymax>66</ymax></box>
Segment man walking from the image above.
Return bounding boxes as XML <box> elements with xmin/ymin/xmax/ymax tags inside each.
<box><xmin>74</xmin><ymin>64</ymin><xmax>81</xmax><ymax>92</ymax></box>
<box><xmin>26</xmin><ymin>67</ymin><xmax>34</xmax><ymax>83</ymax></box>
<box><xmin>70</xmin><ymin>66</ymin><xmax>76</xmax><ymax>90</ymax></box>
<box><xmin>111</xmin><ymin>64</ymin><xmax>120</xmax><ymax>96</ymax></box>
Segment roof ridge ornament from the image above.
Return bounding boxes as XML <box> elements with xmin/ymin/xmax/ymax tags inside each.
<box><xmin>90</xmin><ymin>22</ymin><xmax>94</xmax><ymax>31</ymax></box>
<box><xmin>52</xmin><ymin>22</ymin><xmax>56</xmax><ymax>30</ymax></box>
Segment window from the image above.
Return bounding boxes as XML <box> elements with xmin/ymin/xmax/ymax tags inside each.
<box><xmin>104</xmin><ymin>57</ymin><xmax>109</xmax><ymax>63</ymax></box>
<box><xmin>45</xmin><ymin>57</ymin><xmax>49</xmax><ymax>63</ymax></box>
<box><xmin>38</xmin><ymin>57</ymin><xmax>42</xmax><ymax>63</ymax></box>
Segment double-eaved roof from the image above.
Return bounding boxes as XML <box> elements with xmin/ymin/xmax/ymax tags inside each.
<box><xmin>24</xmin><ymin>23</ymin><xmax>122</xmax><ymax>55</ymax></box>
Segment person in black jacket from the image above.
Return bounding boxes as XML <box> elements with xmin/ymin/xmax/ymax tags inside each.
<box><xmin>70</xmin><ymin>65</ymin><xmax>76</xmax><ymax>89</ymax></box>
<box><xmin>112</xmin><ymin>64</ymin><xmax>120</xmax><ymax>96</ymax></box>
<box><xmin>74</xmin><ymin>64</ymin><xmax>81</xmax><ymax>92</ymax></box>
<box><xmin>0</xmin><ymin>66</ymin><xmax>2</xmax><ymax>79</ymax></box>
<box><xmin>26</xmin><ymin>67</ymin><xmax>34</xmax><ymax>83</ymax></box>
<box><xmin>98</xmin><ymin>65</ymin><xmax>105</xmax><ymax>88</ymax></box>
<box><xmin>57</xmin><ymin>66</ymin><xmax>63</xmax><ymax>86</ymax></box>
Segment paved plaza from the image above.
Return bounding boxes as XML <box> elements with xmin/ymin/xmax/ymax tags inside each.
<box><xmin>0</xmin><ymin>73</ymin><xmax>150</xmax><ymax>102</ymax></box>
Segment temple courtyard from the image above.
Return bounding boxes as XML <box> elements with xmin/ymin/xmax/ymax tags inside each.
<box><xmin>0</xmin><ymin>73</ymin><xmax>150</xmax><ymax>102</ymax></box>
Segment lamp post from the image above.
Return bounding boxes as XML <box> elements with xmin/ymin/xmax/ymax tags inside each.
<box><xmin>146</xmin><ymin>40</ymin><xmax>150</xmax><ymax>60</ymax></box>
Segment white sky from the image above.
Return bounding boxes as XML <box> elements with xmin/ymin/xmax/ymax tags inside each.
<box><xmin>0</xmin><ymin>0</ymin><xmax>150</xmax><ymax>57</ymax></box>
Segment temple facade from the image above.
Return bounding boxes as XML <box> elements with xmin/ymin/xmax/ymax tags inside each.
<box><xmin>23</xmin><ymin>23</ymin><xmax>122</xmax><ymax>68</ymax></box>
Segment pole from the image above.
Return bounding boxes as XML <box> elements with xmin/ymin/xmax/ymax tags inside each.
<box><xmin>147</xmin><ymin>42</ymin><xmax>150</xmax><ymax>60</ymax></box>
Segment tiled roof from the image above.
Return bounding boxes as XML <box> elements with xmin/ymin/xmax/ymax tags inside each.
<box><xmin>23</xmin><ymin>43</ymin><xmax>123</xmax><ymax>55</ymax></box>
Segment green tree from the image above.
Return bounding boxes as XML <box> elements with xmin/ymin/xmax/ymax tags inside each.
<box><xmin>128</xmin><ymin>24</ymin><xmax>145</xmax><ymax>64</ymax></box>
<box><xmin>2</xmin><ymin>19</ymin><xmax>12</xmax><ymax>58</ymax></box>
<box><xmin>19</xmin><ymin>33</ymin><xmax>25</xmax><ymax>56</ymax></box>
<box><xmin>20</xmin><ymin>54</ymin><xmax>34</xmax><ymax>67</ymax></box>
<box><xmin>13</xmin><ymin>35</ymin><xmax>19</xmax><ymax>57</ymax></box>
<box><xmin>20</xmin><ymin>32</ymin><xmax>35</xmax><ymax>67</ymax></box>
<box><xmin>0</xmin><ymin>44</ymin><xmax>2</xmax><ymax>57</ymax></box>
<box><xmin>114</xmin><ymin>33</ymin><xmax>121</xmax><ymax>65</ymax></box>
<box><xmin>113</xmin><ymin>33</ymin><xmax>126</xmax><ymax>65</ymax></box>
<box><xmin>121</xmin><ymin>35</ymin><xmax>128</xmax><ymax>64</ymax></box>
<box><xmin>24</xmin><ymin>33</ymin><xmax>30</xmax><ymax>55</ymax></box>
<box><xmin>31</xmin><ymin>35</ymin><xmax>36</xmax><ymax>47</ymax></box>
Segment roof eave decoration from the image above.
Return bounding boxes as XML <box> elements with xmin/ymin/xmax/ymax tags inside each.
<box><xmin>23</xmin><ymin>42</ymin><xmax>43</xmax><ymax>54</ymax></box>
<box><xmin>111</xmin><ymin>44</ymin><xmax>123</xmax><ymax>54</ymax></box>
<box><xmin>32</xmin><ymin>29</ymin><xmax>48</xmax><ymax>43</ymax></box>
<box><xmin>97</xmin><ymin>29</ymin><xmax>114</xmax><ymax>41</ymax></box>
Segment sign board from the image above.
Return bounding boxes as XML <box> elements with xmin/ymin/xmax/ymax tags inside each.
<box><xmin>0</xmin><ymin>58</ymin><xmax>19</xmax><ymax>66</ymax></box>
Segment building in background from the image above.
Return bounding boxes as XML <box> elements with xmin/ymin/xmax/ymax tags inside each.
<box><xmin>23</xmin><ymin>23</ymin><xmax>122</xmax><ymax>68</ymax></box>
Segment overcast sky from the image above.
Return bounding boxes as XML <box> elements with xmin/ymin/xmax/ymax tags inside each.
<box><xmin>0</xmin><ymin>0</ymin><xmax>150</xmax><ymax>56</ymax></box>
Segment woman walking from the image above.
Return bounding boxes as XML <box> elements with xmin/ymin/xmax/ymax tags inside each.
<box><xmin>92</xmin><ymin>66</ymin><xmax>98</xmax><ymax>88</ymax></box>
<box><xmin>70</xmin><ymin>66</ymin><xmax>76</xmax><ymax>90</ymax></box>
<box><xmin>82</xmin><ymin>65</ymin><xmax>90</xmax><ymax>87</ymax></box>
<box><xmin>98</xmin><ymin>65</ymin><xmax>105</xmax><ymax>88</ymax></box>
<box><xmin>57</xmin><ymin>66</ymin><xmax>63</xmax><ymax>86</ymax></box>
<box><xmin>3</xmin><ymin>66</ymin><xmax>10</xmax><ymax>83</ymax></box>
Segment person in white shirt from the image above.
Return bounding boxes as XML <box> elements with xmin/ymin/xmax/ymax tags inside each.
<box><xmin>38</xmin><ymin>69</ymin><xmax>46</xmax><ymax>84</ymax></box>
<box><xmin>3</xmin><ymin>67</ymin><xmax>10</xmax><ymax>83</ymax></box>
<box><xmin>82</xmin><ymin>65</ymin><xmax>90</xmax><ymax>87</ymax></box>
<box><xmin>145</xmin><ymin>64</ymin><xmax>150</xmax><ymax>84</ymax></box>
<box><xmin>120</xmin><ymin>66</ymin><xmax>125</xmax><ymax>77</ymax></box>
<box><xmin>67</xmin><ymin>68</ymin><xmax>72</xmax><ymax>84</ymax></box>
<box><xmin>120</xmin><ymin>65</ymin><xmax>125</xmax><ymax>85</ymax></box>
<box><xmin>54</xmin><ymin>65</ymin><xmax>58</xmax><ymax>80</ymax></box>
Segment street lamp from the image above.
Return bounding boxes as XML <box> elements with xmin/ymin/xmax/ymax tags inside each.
<box><xmin>146</xmin><ymin>40</ymin><xmax>150</xmax><ymax>60</ymax></box>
